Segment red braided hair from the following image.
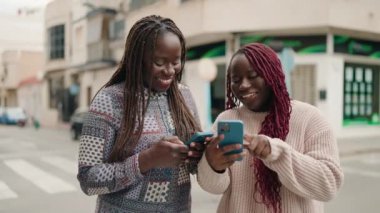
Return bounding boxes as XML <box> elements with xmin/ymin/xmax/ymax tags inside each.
<box><xmin>226</xmin><ymin>43</ymin><xmax>291</xmax><ymax>212</ymax></box>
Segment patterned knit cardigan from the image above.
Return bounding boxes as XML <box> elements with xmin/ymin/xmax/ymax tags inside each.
<box><xmin>77</xmin><ymin>82</ymin><xmax>200</xmax><ymax>213</ymax></box>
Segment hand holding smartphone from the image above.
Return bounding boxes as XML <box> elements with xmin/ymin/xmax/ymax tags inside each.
<box><xmin>185</xmin><ymin>131</ymin><xmax>214</xmax><ymax>146</ymax></box>
<box><xmin>217</xmin><ymin>120</ymin><xmax>244</xmax><ymax>157</ymax></box>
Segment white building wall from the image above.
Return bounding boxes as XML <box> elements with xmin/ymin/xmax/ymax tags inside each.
<box><xmin>71</xmin><ymin>21</ymin><xmax>87</xmax><ymax>66</ymax></box>
<box><xmin>126</xmin><ymin>0</ymin><xmax>380</xmax><ymax>40</ymax></box>
<box><xmin>40</xmin><ymin>80</ymin><xmax>59</xmax><ymax>127</ymax></box>
<box><xmin>329</xmin><ymin>0</ymin><xmax>380</xmax><ymax>35</ymax></box>
<box><xmin>70</xmin><ymin>0</ymin><xmax>88</xmax><ymax>66</ymax></box>
<box><xmin>183</xmin><ymin>60</ymin><xmax>211</xmax><ymax>130</ymax></box>
<box><xmin>80</xmin><ymin>68</ymin><xmax>114</xmax><ymax>108</ymax></box>
<box><xmin>18</xmin><ymin>83</ymin><xmax>42</xmax><ymax>122</ymax></box>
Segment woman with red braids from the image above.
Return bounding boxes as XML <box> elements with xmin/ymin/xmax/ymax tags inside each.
<box><xmin>197</xmin><ymin>43</ymin><xmax>344</xmax><ymax>213</ymax></box>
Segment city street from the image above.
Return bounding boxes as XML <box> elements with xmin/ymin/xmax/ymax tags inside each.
<box><xmin>0</xmin><ymin>125</ymin><xmax>379</xmax><ymax>212</ymax></box>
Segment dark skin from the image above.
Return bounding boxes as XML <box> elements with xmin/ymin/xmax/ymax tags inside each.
<box><xmin>205</xmin><ymin>135</ymin><xmax>245</xmax><ymax>172</ymax></box>
<box><xmin>139</xmin><ymin>32</ymin><xmax>204</xmax><ymax>173</ymax></box>
<box><xmin>143</xmin><ymin>31</ymin><xmax>181</xmax><ymax>92</ymax></box>
<box><xmin>205</xmin><ymin>53</ymin><xmax>273</xmax><ymax>172</ymax></box>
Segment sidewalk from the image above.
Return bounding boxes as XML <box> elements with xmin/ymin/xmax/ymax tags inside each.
<box><xmin>335</xmin><ymin>126</ymin><xmax>380</xmax><ymax>157</ymax></box>
<box><xmin>338</xmin><ymin>136</ymin><xmax>380</xmax><ymax>157</ymax></box>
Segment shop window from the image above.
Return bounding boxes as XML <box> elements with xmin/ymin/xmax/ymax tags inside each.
<box><xmin>343</xmin><ymin>64</ymin><xmax>380</xmax><ymax>125</ymax></box>
<box><xmin>187</xmin><ymin>41</ymin><xmax>226</xmax><ymax>61</ymax></box>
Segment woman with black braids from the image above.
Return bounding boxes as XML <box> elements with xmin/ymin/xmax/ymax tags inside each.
<box><xmin>77</xmin><ymin>15</ymin><xmax>203</xmax><ymax>212</ymax></box>
<box><xmin>197</xmin><ymin>43</ymin><xmax>343</xmax><ymax>213</ymax></box>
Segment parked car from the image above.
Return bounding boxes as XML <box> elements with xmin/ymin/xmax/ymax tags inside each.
<box><xmin>70</xmin><ymin>107</ymin><xmax>88</xmax><ymax>140</ymax></box>
<box><xmin>0</xmin><ymin>107</ymin><xmax>27</xmax><ymax>127</ymax></box>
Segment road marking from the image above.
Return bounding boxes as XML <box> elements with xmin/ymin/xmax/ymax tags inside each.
<box><xmin>0</xmin><ymin>180</ymin><xmax>17</xmax><ymax>200</ymax></box>
<box><xmin>343</xmin><ymin>166</ymin><xmax>380</xmax><ymax>178</ymax></box>
<box><xmin>41</xmin><ymin>156</ymin><xmax>77</xmax><ymax>175</ymax></box>
<box><xmin>4</xmin><ymin>159</ymin><xmax>76</xmax><ymax>194</ymax></box>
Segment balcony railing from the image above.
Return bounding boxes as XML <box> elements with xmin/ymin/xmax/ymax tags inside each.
<box><xmin>87</xmin><ymin>40</ymin><xmax>112</xmax><ymax>62</ymax></box>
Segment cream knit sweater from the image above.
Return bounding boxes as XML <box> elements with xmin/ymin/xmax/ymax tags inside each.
<box><xmin>197</xmin><ymin>100</ymin><xmax>344</xmax><ymax>213</ymax></box>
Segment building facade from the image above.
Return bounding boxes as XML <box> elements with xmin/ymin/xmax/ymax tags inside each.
<box><xmin>44</xmin><ymin>0</ymin><xmax>125</xmax><ymax>125</ymax></box>
<box><xmin>1</xmin><ymin>51</ymin><xmax>43</xmax><ymax>108</ymax></box>
<box><xmin>42</xmin><ymin>0</ymin><xmax>380</xmax><ymax>137</ymax></box>
<box><xmin>123</xmin><ymin>0</ymin><xmax>380</xmax><ymax>137</ymax></box>
<box><xmin>44</xmin><ymin>0</ymin><xmax>73</xmax><ymax>125</ymax></box>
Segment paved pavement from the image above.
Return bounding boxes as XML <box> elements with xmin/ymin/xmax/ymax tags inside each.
<box><xmin>338</xmin><ymin>136</ymin><xmax>380</xmax><ymax>157</ymax></box>
<box><xmin>1</xmin><ymin>124</ymin><xmax>379</xmax><ymax>213</ymax></box>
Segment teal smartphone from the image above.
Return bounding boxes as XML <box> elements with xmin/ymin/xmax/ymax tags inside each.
<box><xmin>217</xmin><ymin>120</ymin><xmax>244</xmax><ymax>157</ymax></box>
<box><xmin>185</xmin><ymin>131</ymin><xmax>214</xmax><ymax>146</ymax></box>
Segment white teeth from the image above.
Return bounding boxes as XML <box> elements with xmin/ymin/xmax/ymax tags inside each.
<box><xmin>242</xmin><ymin>93</ymin><xmax>255</xmax><ymax>99</ymax></box>
<box><xmin>159</xmin><ymin>79</ymin><xmax>172</xmax><ymax>84</ymax></box>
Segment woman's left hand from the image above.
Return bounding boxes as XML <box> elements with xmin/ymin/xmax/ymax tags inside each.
<box><xmin>243</xmin><ymin>134</ymin><xmax>271</xmax><ymax>159</ymax></box>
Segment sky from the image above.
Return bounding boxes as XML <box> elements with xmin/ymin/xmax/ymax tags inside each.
<box><xmin>0</xmin><ymin>0</ymin><xmax>52</xmax><ymax>54</ymax></box>
<box><xmin>0</xmin><ymin>0</ymin><xmax>52</xmax><ymax>16</ymax></box>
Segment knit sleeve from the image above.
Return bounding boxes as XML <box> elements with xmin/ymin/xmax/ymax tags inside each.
<box><xmin>77</xmin><ymin>89</ymin><xmax>144</xmax><ymax>196</ymax></box>
<box><xmin>197</xmin><ymin>154</ymin><xmax>230</xmax><ymax>194</ymax></box>
<box><xmin>197</xmin><ymin>112</ymin><xmax>231</xmax><ymax>194</ymax></box>
<box><xmin>262</xmin><ymin>109</ymin><xmax>344</xmax><ymax>201</ymax></box>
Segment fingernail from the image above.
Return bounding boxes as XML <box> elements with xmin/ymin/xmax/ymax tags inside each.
<box><xmin>188</xmin><ymin>151</ymin><xmax>193</xmax><ymax>156</ymax></box>
<box><xmin>190</xmin><ymin>143</ymin><xmax>195</xmax><ymax>147</ymax></box>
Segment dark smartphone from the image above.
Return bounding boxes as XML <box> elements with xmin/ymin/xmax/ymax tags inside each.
<box><xmin>217</xmin><ymin>120</ymin><xmax>244</xmax><ymax>157</ymax></box>
<box><xmin>185</xmin><ymin>131</ymin><xmax>214</xmax><ymax>146</ymax></box>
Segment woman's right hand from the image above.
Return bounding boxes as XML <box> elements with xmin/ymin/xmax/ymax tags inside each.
<box><xmin>139</xmin><ymin>136</ymin><xmax>189</xmax><ymax>173</ymax></box>
<box><xmin>205</xmin><ymin>135</ymin><xmax>244</xmax><ymax>173</ymax></box>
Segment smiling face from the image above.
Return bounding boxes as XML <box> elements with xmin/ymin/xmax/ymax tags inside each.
<box><xmin>230</xmin><ymin>53</ymin><xmax>273</xmax><ymax>112</ymax></box>
<box><xmin>143</xmin><ymin>31</ymin><xmax>182</xmax><ymax>92</ymax></box>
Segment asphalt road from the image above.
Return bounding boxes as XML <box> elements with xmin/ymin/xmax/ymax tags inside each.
<box><xmin>0</xmin><ymin>125</ymin><xmax>379</xmax><ymax>212</ymax></box>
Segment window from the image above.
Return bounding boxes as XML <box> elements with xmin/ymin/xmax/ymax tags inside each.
<box><xmin>343</xmin><ymin>64</ymin><xmax>380</xmax><ymax>125</ymax></box>
<box><xmin>109</xmin><ymin>19</ymin><xmax>125</xmax><ymax>40</ymax></box>
<box><xmin>48</xmin><ymin>25</ymin><xmax>65</xmax><ymax>59</ymax></box>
